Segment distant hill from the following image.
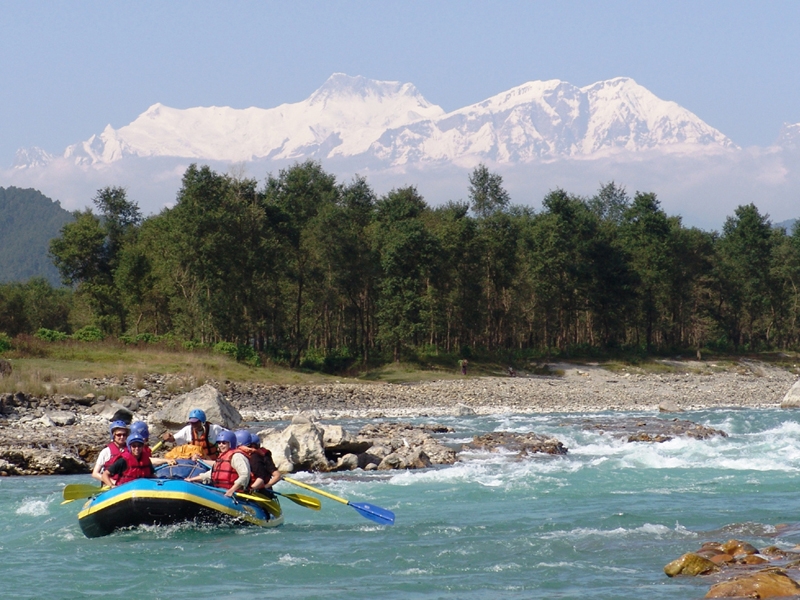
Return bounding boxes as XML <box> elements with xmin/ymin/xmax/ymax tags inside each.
<box><xmin>0</xmin><ymin>186</ymin><xmax>74</xmax><ymax>284</ymax></box>
<box><xmin>775</xmin><ymin>218</ymin><xmax>797</xmax><ymax>233</ymax></box>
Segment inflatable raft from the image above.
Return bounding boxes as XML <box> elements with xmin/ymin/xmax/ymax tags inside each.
<box><xmin>77</xmin><ymin>460</ymin><xmax>282</xmax><ymax>538</ymax></box>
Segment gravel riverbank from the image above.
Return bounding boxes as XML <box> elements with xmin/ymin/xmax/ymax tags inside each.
<box><xmin>1</xmin><ymin>359</ymin><xmax>798</xmax><ymax>475</ymax></box>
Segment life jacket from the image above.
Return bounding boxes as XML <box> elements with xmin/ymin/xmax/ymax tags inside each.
<box><xmin>102</xmin><ymin>442</ymin><xmax>126</xmax><ymax>472</ymax></box>
<box><xmin>143</xmin><ymin>445</ymin><xmax>152</xmax><ymax>460</ymax></box>
<box><xmin>210</xmin><ymin>448</ymin><xmax>246</xmax><ymax>489</ymax></box>
<box><xmin>191</xmin><ymin>423</ymin><xmax>219</xmax><ymax>460</ymax></box>
<box><xmin>236</xmin><ymin>446</ymin><xmax>265</xmax><ymax>487</ymax></box>
<box><xmin>115</xmin><ymin>449</ymin><xmax>153</xmax><ymax>485</ymax></box>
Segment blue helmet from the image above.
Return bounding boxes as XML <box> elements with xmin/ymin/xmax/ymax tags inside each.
<box><xmin>249</xmin><ymin>433</ymin><xmax>261</xmax><ymax>447</ymax></box>
<box><xmin>234</xmin><ymin>430</ymin><xmax>252</xmax><ymax>448</ymax></box>
<box><xmin>215</xmin><ymin>429</ymin><xmax>237</xmax><ymax>449</ymax></box>
<box><xmin>188</xmin><ymin>409</ymin><xmax>207</xmax><ymax>424</ymax></box>
<box><xmin>130</xmin><ymin>421</ymin><xmax>150</xmax><ymax>440</ymax></box>
<box><xmin>126</xmin><ymin>433</ymin><xmax>146</xmax><ymax>449</ymax></box>
<box><xmin>109</xmin><ymin>420</ymin><xmax>130</xmax><ymax>438</ymax></box>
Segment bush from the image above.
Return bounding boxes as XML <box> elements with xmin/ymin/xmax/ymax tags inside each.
<box><xmin>35</xmin><ymin>328</ymin><xmax>69</xmax><ymax>342</ymax></box>
<box><xmin>300</xmin><ymin>347</ymin><xmax>354</xmax><ymax>373</ymax></box>
<box><xmin>0</xmin><ymin>332</ymin><xmax>11</xmax><ymax>353</ymax></box>
<box><xmin>213</xmin><ymin>341</ymin><xmax>260</xmax><ymax>367</ymax></box>
<box><xmin>72</xmin><ymin>325</ymin><xmax>105</xmax><ymax>342</ymax></box>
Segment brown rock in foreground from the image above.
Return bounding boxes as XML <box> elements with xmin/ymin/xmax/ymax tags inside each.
<box><xmin>705</xmin><ymin>569</ymin><xmax>800</xmax><ymax>598</ymax></box>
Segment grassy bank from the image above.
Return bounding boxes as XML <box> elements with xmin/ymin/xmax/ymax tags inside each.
<box><xmin>2</xmin><ymin>336</ymin><xmax>799</xmax><ymax>398</ymax></box>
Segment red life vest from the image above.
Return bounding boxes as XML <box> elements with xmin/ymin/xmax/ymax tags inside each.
<box><xmin>107</xmin><ymin>441</ymin><xmax>126</xmax><ymax>462</ymax></box>
<box><xmin>101</xmin><ymin>442</ymin><xmax>126</xmax><ymax>475</ymax></box>
<box><xmin>210</xmin><ymin>448</ymin><xmax>245</xmax><ymax>489</ymax></box>
<box><xmin>115</xmin><ymin>449</ymin><xmax>153</xmax><ymax>485</ymax></box>
<box><xmin>191</xmin><ymin>423</ymin><xmax>219</xmax><ymax>460</ymax></box>
<box><xmin>143</xmin><ymin>445</ymin><xmax>152</xmax><ymax>460</ymax></box>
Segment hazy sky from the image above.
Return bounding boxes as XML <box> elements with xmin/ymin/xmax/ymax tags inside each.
<box><xmin>2</xmin><ymin>1</ymin><xmax>799</xmax><ymax>165</ymax></box>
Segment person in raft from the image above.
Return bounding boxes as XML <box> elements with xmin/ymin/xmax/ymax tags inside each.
<box><xmin>247</xmin><ymin>432</ymin><xmax>281</xmax><ymax>493</ymax></box>
<box><xmin>233</xmin><ymin>430</ymin><xmax>282</xmax><ymax>494</ymax></box>
<box><xmin>161</xmin><ymin>409</ymin><xmax>225</xmax><ymax>460</ymax></box>
<box><xmin>129</xmin><ymin>421</ymin><xmax>154</xmax><ymax>459</ymax></box>
<box><xmin>91</xmin><ymin>420</ymin><xmax>130</xmax><ymax>482</ymax></box>
<box><xmin>184</xmin><ymin>429</ymin><xmax>250</xmax><ymax>498</ymax></box>
<box><xmin>101</xmin><ymin>432</ymin><xmax>154</xmax><ymax>487</ymax></box>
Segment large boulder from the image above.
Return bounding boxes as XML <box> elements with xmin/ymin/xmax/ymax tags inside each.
<box><xmin>781</xmin><ymin>379</ymin><xmax>800</xmax><ymax>408</ymax></box>
<box><xmin>93</xmin><ymin>401</ymin><xmax>134</xmax><ymax>423</ymax></box>
<box><xmin>259</xmin><ymin>417</ymin><xmax>332</xmax><ymax>473</ymax></box>
<box><xmin>152</xmin><ymin>384</ymin><xmax>242</xmax><ymax>430</ymax></box>
<box><xmin>705</xmin><ymin>569</ymin><xmax>800</xmax><ymax>598</ymax></box>
<box><xmin>0</xmin><ymin>448</ymin><xmax>88</xmax><ymax>475</ymax></box>
<box><xmin>44</xmin><ymin>411</ymin><xmax>77</xmax><ymax>426</ymax></box>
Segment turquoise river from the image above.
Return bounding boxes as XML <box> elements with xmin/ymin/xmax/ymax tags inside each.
<box><xmin>4</xmin><ymin>408</ymin><xmax>800</xmax><ymax>599</ymax></box>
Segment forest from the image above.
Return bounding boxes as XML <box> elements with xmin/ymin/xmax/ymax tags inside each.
<box><xmin>1</xmin><ymin>160</ymin><xmax>798</xmax><ymax>370</ymax></box>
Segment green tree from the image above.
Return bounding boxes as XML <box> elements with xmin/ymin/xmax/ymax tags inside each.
<box><xmin>374</xmin><ymin>186</ymin><xmax>438</xmax><ymax>361</ymax></box>
<box><xmin>619</xmin><ymin>192</ymin><xmax>673</xmax><ymax>352</ymax></box>
<box><xmin>49</xmin><ymin>186</ymin><xmax>141</xmax><ymax>334</ymax></box>
<box><xmin>265</xmin><ymin>161</ymin><xmax>339</xmax><ymax>366</ymax></box>
<box><xmin>714</xmin><ymin>204</ymin><xmax>777</xmax><ymax>348</ymax></box>
<box><xmin>468</xmin><ymin>164</ymin><xmax>510</xmax><ymax>219</ymax></box>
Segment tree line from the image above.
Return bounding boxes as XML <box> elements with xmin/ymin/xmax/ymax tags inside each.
<box><xmin>2</xmin><ymin>160</ymin><xmax>799</xmax><ymax>368</ymax></box>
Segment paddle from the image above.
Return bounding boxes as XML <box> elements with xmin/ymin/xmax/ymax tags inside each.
<box><xmin>61</xmin><ymin>483</ymin><xmax>109</xmax><ymax>503</ymax></box>
<box><xmin>283</xmin><ymin>476</ymin><xmax>395</xmax><ymax>525</ymax></box>
<box><xmin>232</xmin><ymin>490</ymin><xmax>282</xmax><ymax>517</ymax></box>
<box><xmin>273</xmin><ymin>491</ymin><xmax>321</xmax><ymax>510</ymax></box>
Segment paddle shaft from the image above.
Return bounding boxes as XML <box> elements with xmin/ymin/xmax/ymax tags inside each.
<box><xmin>283</xmin><ymin>477</ymin><xmax>349</xmax><ymax>505</ymax></box>
<box><xmin>283</xmin><ymin>476</ymin><xmax>395</xmax><ymax>525</ymax></box>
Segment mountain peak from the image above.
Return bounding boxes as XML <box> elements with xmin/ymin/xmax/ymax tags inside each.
<box><xmin>308</xmin><ymin>73</ymin><xmax>434</xmax><ymax>108</ymax></box>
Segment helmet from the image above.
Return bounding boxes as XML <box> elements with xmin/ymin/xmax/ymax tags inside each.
<box><xmin>188</xmin><ymin>409</ymin><xmax>207</xmax><ymax>424</ymax></box>
<box><xmin>215</xmin><ymin>429</ymin><xmax>237</xmax><ymax>449</ymax></box>
<box><xmin>126</xmin><ymin>433</ymin><xmax>146</xmax><ymax>448</ymax></box>
<box><xmin>109</xmin><ymin>420</ymin><xmax>130</xmax><ymax>438</ymax></box>
<box><xmin>249</xmin><ymin>433</ymin><xmax>261</xmax><ymax>447</ymax></box>
<box><xmin>130</xmin><ymin>421</ymin><xmax>150</xmax><ymax>440</ymax></box>
<box><xmin>234</xmin><ymin>430</ymin><xmax>252</xmax><ymax>448</ymax></box>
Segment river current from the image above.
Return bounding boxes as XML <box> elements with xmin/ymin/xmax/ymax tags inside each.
<box><xmin>4</xmin><ymin>408</ymin><xmax>800</xmax><ymax>599</ymax></box>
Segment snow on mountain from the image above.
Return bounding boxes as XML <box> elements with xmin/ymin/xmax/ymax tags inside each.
<box><xmin>777</xmin><ymin>122</ymin><xmax>800</xmax><ymax>148</ymax></box>
<box><xmin>369</xmin><ymin>77</ymin><xmax>736</xmax><ymax>165</ymax></box>
<box><xmin>17</xmin><ymin>74</ymin><xmax>736</xmax><ymax>169</ymax></box>
<box><xmin>59</xmin><ymin>74</ymin><xmax>444</xmax><ymax>165</ymax></box>
<box><xmin>13</xmin><ymin>146</ymin><xmax>55</xmax><ymax>169</ymax></box>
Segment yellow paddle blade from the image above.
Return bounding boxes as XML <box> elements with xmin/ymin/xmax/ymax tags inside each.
<box><xmin>234</xmin><ymin>492</ymin><xmax>282</xmax><ymax>517</ymax></box>
<box><xmin>62</xmin><ymin>483</ymin><xmax>109</xmax><ymax>501</ymax></box>
<box><xmin>276</xmin><ymin>492</ymin><xmax>321</xmax><ymax>510</ymax></box>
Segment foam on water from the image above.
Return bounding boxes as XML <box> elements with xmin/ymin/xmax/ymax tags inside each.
<box><xmin>16</xmin><ymin>497</ymin><xmax>52</xmax><ymax>516</ymax></box>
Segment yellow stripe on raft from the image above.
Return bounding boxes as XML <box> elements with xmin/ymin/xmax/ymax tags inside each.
<box><xmin>77</xmin><ymin>489</ymin><xmax>278</xmax><ymax>527</ymax></box>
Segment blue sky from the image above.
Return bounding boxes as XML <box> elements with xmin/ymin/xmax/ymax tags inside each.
<box><xmin>2</xmin><ymin>0</ymin><xmax>799</xmax><ymax>166</ymax></box>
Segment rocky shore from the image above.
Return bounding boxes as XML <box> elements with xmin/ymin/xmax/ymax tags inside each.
<box><xmin>0</xmin><ymin>359</ymin><xmax>798</xmax><ymax>476</ymax></box>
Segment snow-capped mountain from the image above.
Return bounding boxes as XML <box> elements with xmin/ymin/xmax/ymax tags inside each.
<box><xmin>370</xmin><ymin>77</ymin><xmax>735</xmax><ymax>165</ymax></box>
<box><xmin>13</xmin><ymin>146</ymin><xmax>55</xmax><ymax>169</ymax></box>
<box><xmin>58</xmin><ymin>74</ymin><xmax>444</xmax><ymax>165</ymax></box>
<box><xmin>15</xmin><ymin>74</ymin><xmax>735</xmax><ymax>169</ymax></box>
